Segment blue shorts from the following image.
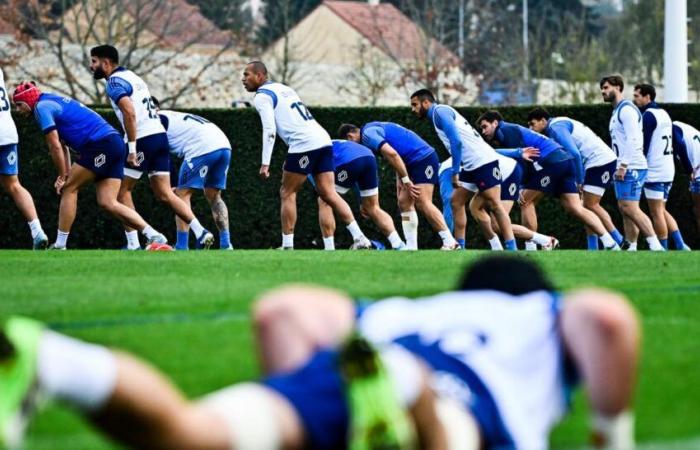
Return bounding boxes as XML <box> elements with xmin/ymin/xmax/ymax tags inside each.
<box><xmin>644</xmin><ymin>181</ymin><xmax>672</xmax><ymax>201</ymax></box>
<box><xmin>501</xmin><ymin>163</ymin><xmax>523</xmax><ymax>201</ymax></box>
<box><xmin>406</xmin><ymin>152</ymin><xmax>439</xmax><ymax>185</ymax></box>
<box><xmin>285</xmin><ymin>146</ymin><xmax>334</xmax><ymax>175</ymax></box>
<box><xmin>583</xmin><ymin>160</ymin><xmax>616</xmax><ymax>196</ymax></box>
<box><xmin>75</xmin><ymin>133</ymin><xmax>125</xmax><ymax>180</ymax></box>
<box><xmin>524</xmin><ymin>159</ymin><xmax>578</xmax><ymax>196</ymax></box>
<box><xmin>614</xmin><ymin>169</ymin><xmax>647</xmax><ymax>201</ymax></box>
<box><xmin>178</xmin><ymin>148</ymin><xmax>231</xmax><ymax>190</ymax></box>
<box><xmin>335</xmin><ymin>155</ymin><xmax>379</xmax><ymax>197</ymax></box>
<box><xmin>124</xmin><ymin>132</ymin><xmax>171</xmax><ymax>179</ymax></box>
<box><xmin>690</xmin><ymin>178</ymin><xmax>700</xmax><ymax>194</ymax></box>
<box><xmin>459</xmin><ymin>160</ymin><xmax>501</xmax><ymax>192</ymax></box>
<box><xmin>0</xmin><ymin>143</ymin><xmax>18</xmax><ymax>176</ymax></box>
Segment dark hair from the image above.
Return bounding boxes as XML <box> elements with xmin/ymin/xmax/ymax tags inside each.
<box><xmin>0</xmin><ymin>330</ymin><xmax>15</xmax><ymax>360</ymax></box>
<box><xmin>527</xmin><ymin>107</ymin><xmax>550</xmax><ymax>122</ymax></box>
<box><xmin>90</xmin><ymin>45</ymin><xmax>119</xmax><ymax>64</ymax></box>
<box><xmin>634</xmin><ymin>83</ymin><xmax>656</xmax><ymax>101</ymax></box>
<box><xmin>410</xmin><ymin>89</ymin><xmax>435</xmax><ymax>102</ymax></box>
<box><xmin>246</xmin><ymin>61</ymin><xmax>268</xmax><ymax>75</ymax></box>
<box><xmin>338</xmin><ymin>123</ymin><xmax>360</xmax><ymax>139</ymax></box>
<box><xmin>151</xmin><ymin>96</ymin><xmax>160</xmax><ymax>108</ymax></box>
<box><xmin>459</xmin><ymin>256</ymin><xmax>554</xmax><ymax>295</ymax></box>
<box><xmin>599</xmin><ymin>74</ymin><xmax>624</xmax><ymax>91</ymax></box>
<box><xmin>476</xmin><ymin>110</ymin><xmax>503</xmax><ymax>125</ymax></box>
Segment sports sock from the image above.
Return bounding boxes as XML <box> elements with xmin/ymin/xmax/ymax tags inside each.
<box><xmin>219</xmin><ymin>230</ymin><xmax>231</xmax><ymax>249</ymax></box>
<box><xmin>524</xmin><ymin>240</ymin><xmax>538</xmax><ymax>251</ymax></box>
<box><xmin>438</xmin><ymin>229</ymin><xmax>456</xmax><ymax>246</ymax></box>
<box><xmin>323</xmin><ymin>236</ymin><xmax>335</xmax><ymax>250</ymax></box>
<box><xmin>188</xmin><ymin>218</ymin><xmax>205</xmax><ymax>238</ymax></box>
<box><xmin>599</xmin><ymin>233</ymin><xmax>616</xmax><ymax>248</ymax></box>
<box><xmin>27</xmin><ymin>219</ymin><xmax>43</xmax><ymax>239</ymax></box>
<box><xmin>488</xmin><ymin>235</ymin><xmax>503</xmax><ymax>250</ymax></box>
<box><xmin>531</xmin><ymin>233</ymin><xmax>551</xmax><ymax>246</ymax></box>
<box><xmin>282</xmin><ymin>233</ymin><xmax>294</xmax><ymax>248</ymax></box>
<box><xmin>504</xmin><ymin>239</ymin><xmax>517</xmax><ymax>251</ymax></box>
<box><xmin>55</xmin><ymin>230</ymin><xmax>69</xmax><ymax>248</ymax></box>
<box><xmin>670</xmin><ymin>230</ymin><xmax>688</xmax><ymax>250</ymax></box>
<box><xmin>646</xmin><ymin>236</ymin><xmax>664</xmax><ymax>251</ymax></box>
<box><xmin>176</xmin><ymin>231</ymin><xmax>189</xmax><ymax>250</ymax></box>
<box><xmin>659</xmin><ymin>238</ymin><xmax>668</xmax><ymax>250</ymax></box>
<box><xmin>610</xmin><ymin>229</ymin><xmax>624</xmax><ymax>246</ymax></box>
<box><xmin>387</xmin><ymin>231</ymin><xmax>404</xmax><ymax>249</ymax></box>
<box><xmin>346</xmin><ymin>221</ymin><xmax>365</xmax><ymax>240</ymax></box>
<box><xmin>126</xmin><ymin>230</ymin><xmax>141</xmax><ymax>249</ymax></box>
<box><xmin>587</xmin><ymin>234</ymin><xmax>599</xmax><ymax>250</ymax></box>
<box><xmin>401</xmin><ymin>211</ymin><xmax>418</xmax><ymax>250</ymax></box>
<box><xmin>625</xmin><ymin>241</ymin><xmax>637</xmax><ymax>251</ymax></box>
<box><xmin>456</xmin><ymin>238</ymin><xmax>466</xmax><ymax>249</ymax></box>
<box><xmin>592</xmin><ymin>410</ymin><xmax>635</xmax><ymax>450</ymax></box>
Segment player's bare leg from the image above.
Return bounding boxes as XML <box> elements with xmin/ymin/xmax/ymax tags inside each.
<box><xmin>95</xmin><ymin>178</ymin><xmax>153</xmax><ymax>231</ymax></box>
<box><xmin>117</xmin><ymin>176</ymin><xmax>139</xmax><ymax>233</ymax></box>
<box><xmin>480</xmin><ymin>185</ymin><xmax>515</xmax><ymax>242</ymax></box>
<box><xmin>451</xmin><ymin>187</ymin><xmax>473</xmax><ymax>244</ymax></box>
<box><xmin>397</xmin><ymin>179</ymin><xmax>419</xmax><ymax>249</ymax></box>
<box><xmin>360</xmin><ymin>195</ymin><xmax>402</xmax><ymax>241</ymax></box>
<box><xmin>583</xmin><ymin>191</ymin><xmax>617</xmax><ymax>232</ymax></box>
<box><xmin>693</xmin><ymin>193</ymin><xmax>700</xmax><ymax>233</ymax></box>
<box><xmin>560</xmin><ymin>194</ymin><xmax>608</xmax><ymax>235</ymax></box>
<box><xmin>174</xmin><ymin>188</ymin><xmax>194</xmax><ymax>234</ymax></box>
<box><xmin>278</xmin><ymin>170</ymin><xmax>308</xmax><ymax>248</ymax></box>
<box><xmin>204</xmin><ymin>188</ymin><xmax>229</xmax><ymax>234</ymax></box>
<box><xmin>317</xmin><ymin>197</ymin><xmax>336</xmax><ymax>250</ymax></box>
<box><xmin>646</xmin><ymin>198</ymin><xmax>668</xmax><ymax>242</ymax></box>
<box><xmin>415</xmin><ymin>183</ymin><xmax>458</xmax><ymax>249</ymax></box>
<box><xmin>618</xmin><ymin>200</ymin><xmax>659</xmax><ymax>249</ymax></box>
<box><xmin>313</xmin><ymin>171</ymin><xmax>370</xmax><ymax>248</ymax></box>
<box><xmin>519</xmin><ymin>189</ymin><xmax>542</xmax><ymax>232</ymax></box>
<box><xmin>56</xmin><ymin>164</ymin><xmax>95</xmax><ymax>236</ymax></box>
<box><xmin>0</xmin><ymin>175</ymin><xmax>39</xmax><ymax>224</ymax></box>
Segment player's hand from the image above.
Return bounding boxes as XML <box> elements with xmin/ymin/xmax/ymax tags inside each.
<box><xmin>406</xmin><ymin>181</ymin><xmax>421</xmax><ymax>199</ymax></box>
<box><xmin>54</xmin><ymin>175</ymin><xmax>66</xmax><ymax>195</ymax></box>
<box><xmin>360</xmin><ymin>204</ymin><xmax>370</xmax><ymax>219</ymax></box>
<box><xmin>614</xmin><ymin>166</ymin><xmax>627</xmax><ymax>181</ymax></box>
<box><xmin>259</xmin><ymin>164</ymin><xmax>270</xmax><ymax>180</ymax></box>
<box><xmin>521</xmin><ymin>147</ymin><xmax>540</xmax><ymax>161</ymax></box>
<box><xmin>518</xmin><ymin>190</ymin><xmax>527</xmax><ymax>206</ymax></box>
<box><xmin>451</xmin><ymin>174</ymin><xmax>460</xmax><ymax>189</ymax></box>
<box><xmin>127</xmin><ymin>152</ymin><xmax>140</xmax><ymax>167</ymax></box>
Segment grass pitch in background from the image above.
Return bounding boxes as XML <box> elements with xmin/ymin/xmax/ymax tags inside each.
<box><xmin>1</xmin><ymin>250</ymin><xmax>699</xmax><ymax>449</ymax></box>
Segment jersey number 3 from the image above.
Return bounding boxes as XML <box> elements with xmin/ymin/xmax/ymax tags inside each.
<box><xmin>291</xmin><ymin>102</ymin><xmax>313</xmax><ymax>121</ymax></box>
<box><xmin>0</xmin><ymin>87</ymin><xmax>10</xmax><ymax>112</ymax></box>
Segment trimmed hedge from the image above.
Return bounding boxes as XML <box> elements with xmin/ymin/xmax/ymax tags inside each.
<box><xmin>2</xmin><ymin>104</ymin><xmax>699</xmax><ymax>249</ymax></box>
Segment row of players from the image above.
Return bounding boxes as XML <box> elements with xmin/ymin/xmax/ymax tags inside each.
<box><xmin>1</xmin><ymin>46</ymin><xmax>698</xmax><ymax>250</ymax></box>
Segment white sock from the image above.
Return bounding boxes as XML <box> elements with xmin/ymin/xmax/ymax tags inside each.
<box><xmin>600</xmin><ymin>232</ymin><xmax>616</xmax><ymax>248</ymax></box>
<box><xmin>627</xmin><ymin>241</ymin><xmax>638</xmax><ymax>251</ymax></box>
<box><xmin>592</xmin><ymin>410</ymin><xmax>635</xmax><ymax>450</ymax></box>
<box><xmin>525</xmin><ymin>240</ymin><xmax>538</xmax><ymax>251</ymax></box>
<box><xmin>27</xmin><ymin>219</ymin><xmax>43</xmax><ymax>239</ymax></box>
<box><xmin>139</xmin><ymin>226</ymin><xmax>159</xmax><ymax>240</ymax></box>
<box><xmin>55</xmin><ymin>230</ymin><xmax>69</xmax><ymax>248</ymax></box>
<box><xmin>346</xmin><ymin>221</ymin><xmax>365</xmax><ymax>240</ymax></box>
<box><xmin>323</xmin><ymin>236</ymin><xmax>335</xmax><ymax>250</ymax></box>
<box><xmin>282</xmin><ymin>233</ymin><xmax>294</xmax><ymax>248</ymax></box>
<box><xmin>37</xmin><ymin>330</ymin><xmax>117</xmax><ymax>412</ymax></box>
<box><xmin>438</xmin><ymin>229</ymin><xmax>457</xmax><ymax>246</ymax></box>
<box><xmin>646</xmin><ymin>236</ymin><xmax>664</xmax><ymax>251</ymax></box>
<box><xmin>401</xmin><ymin>211</ymin><xmax>419</xmax><ymax>250</ymax></box>
<box><xmin>126</xmin><ymin>230</ymin><xmax>141</xmax><ymax>249</ymax></box>
<box><xmin>189</xmin><ymin>218</ymin><xmax>205</xmax><ymax>238</ymax></box>
<box><xmin>387</xmin><ymin>231</ymin><xmax>404</xmax><ymax>249</ymax></box>
<box><xmin>531</xmin><ymin>232</ymin><xmax>551</xmax><ymax>246</ymax></box>
<box><xmin>488</xmin><ymin>235</ymin><xmax>503</xmax><ymax>250</ymax></box>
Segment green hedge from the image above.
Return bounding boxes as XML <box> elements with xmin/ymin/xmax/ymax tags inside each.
<box><xmin>2</xmin><ymin>104</ymin><xmax>699</xmax><ymax>249</ymax></box>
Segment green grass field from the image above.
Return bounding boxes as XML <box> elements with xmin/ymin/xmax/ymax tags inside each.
<box><xmin>1</xmin><ymin>250</ymin><xmax>699</xmax><ymax>449</ymax></box>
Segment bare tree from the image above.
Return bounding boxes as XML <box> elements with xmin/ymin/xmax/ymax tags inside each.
<box><xmin>336</xmin><ymin>40</ymin><xmax>398</xmax><ymax>106</ymax></box>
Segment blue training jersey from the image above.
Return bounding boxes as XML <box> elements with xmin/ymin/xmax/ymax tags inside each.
<box><xmin>332</xmin><ymin>139</ymin><xmax>374</xmax><ymax>168</ymax></box>
<box><xmin>495</xmin><ymin>121</ymin><xmax>570</xmax><ymax>163</ymax></box>
<box><xmin>360</xmin><ymin>121</ymin><xmax>434</xmax><ymax>166</ymax></box>
<box><xmin>34</xmin><ymin>93</ymin><xmax>118</xmax><ymax>150</ymax></box>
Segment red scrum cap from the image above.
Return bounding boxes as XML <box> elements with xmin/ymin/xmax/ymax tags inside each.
<box><xmin>12</xmin><ymin>81</ymin><xmax>41</xmax><ymax>110</ymax></box>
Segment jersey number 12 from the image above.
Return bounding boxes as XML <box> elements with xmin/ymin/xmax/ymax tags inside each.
<box><xmin>291</xmin><ymin>102</ymin><xmax>313</xmax><ymax>121</ymax></box>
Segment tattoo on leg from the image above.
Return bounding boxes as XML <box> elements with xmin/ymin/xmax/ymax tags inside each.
<box><xmin>211</xmin><ymin>198</ymin><xmax>229</xmax><ymax>231</ymax></box>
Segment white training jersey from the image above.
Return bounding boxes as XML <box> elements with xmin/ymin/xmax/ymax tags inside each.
<box><xmin>254</xmin><ymin>82</ymin><xmax>331</xmax><ymax>162</ymax></box>
<box><xmin>549</xmin><ymin>117</ymin><xmax>616</xmax><ymax>169</ymax></box>
<box><xmin>438</xmin><ymin>157</ymin><xmax>452</xmax><ymax>176</ymax></box>
<box><xmin>159</xmin><ymin>110</ymin><xmax>231</xmax><ymax>160</ymax></box>
<box><xmin>432</xmin><ymin>104</ymin><xmax>498</xmax><ymax>171</ymax></box>
<box><xmin>673</xmin><ymin>121</ymin><xmax>700</xmax><ymax>180</ymax></box>
<box><xmin>0</xmin><ymin>68</ymin><xmax>18</xmax><ymax>146</ymax></box>
<box><xmin>495</xmin><ymin>153</ymin><xmax>517</xmax><ymax>180</ymax></box>
<box><xmin>107</xmin><ymin>69</ymin><xmax>164</xmax><ymax>140</ymax></box>
<box><xmin>358</xmin><ymin>289</ymin><xmax>567</xmax><ymax>449</ymax></box>
<box><xmin>643</xmin><ymin>108</ymin><xmax>675</xmax><ymax>182</ymax></box>
<box><xmin>609</xmin><ymin>100</ymin><xmax>647</xmax><ymax>170</ymax></box>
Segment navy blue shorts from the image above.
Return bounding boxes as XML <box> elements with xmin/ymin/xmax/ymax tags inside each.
<box><xmin>124</xmin><ymin>132</ymin><xmax>171</xmax><ymax>179</ymax></box>
<box><xmin>75</xmin><ymin>133</ymin><xmax>125</xmax><ymax>180</ymax></box>
<box><xmin>524</xmin><ymin>159</ymin><xmax>578</xmax><ymax>196</ymax></box>
<box><xmin>501</xmin><ymin>163</ymin><xmax>523</xmax><ymax>201</ymax></box>
<box><xmin>0</xmin><ymin>143</ymin><xmax>18</xmax><ymax>176</ymax></box>
<box><xmin>583</xmin><ymin>160</ymin><xmax>616</xmax><ymax>196</ymax></box>
<box><xmin>335</xmin><ymin>156</ymin><xmax>379</xmax><ymax>197</ymax></box>
<box><xmin>178</xmin><ymin>148</ymin><xmax>231</xmax><ymax>190</ymax></box>
<box><xmin>459</xmin><ymin>160</ymin><xmax>501</xmax><ymax>192</ymax></box>
<box><xmin>285</xmin><ymin>146</ymin><xmax>334</xmax><ymax>175</ymax></box>
<box><xmin>406</xmin><ymin>152</ymin><xmax>439</xmax><ymax>185</ymax></box>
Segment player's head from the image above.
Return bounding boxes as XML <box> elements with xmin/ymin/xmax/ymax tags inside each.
<box><xmin>338</xmin><ymin>123</ymin><xmax>361</xmax><ymax>142</ymax></box>
<box><xmin>89</xmin><ymin>45</ymin><xmax>119</xmax><ymax>80</ymax></box>
<box><xmin>459</xmin><ymin>255</ymin><xmax>554</xmax><ymax>295</ymax></box>
<box><xmin>527</xmin><ymin>107</ymin><xmax>551</xmax><ymax>133</ymax></box>
<box><xmin>12</xmin><ymin>81</ymin><xmax>41</xmax><ymax>115</ymax></box>
<box><xmin>476</xmin><ymin>110</ymin><xmax>503</xmax><ymax>141</ymax></box>
<box><xmin>242</xmin><ymin>61</ymin><xmax>268</xmax><ymax>92</ymax></box>
<box><xmin>632</xmin><ymin>83</ymin><xmax>655</xmax><ymax>109</ymax></box>
<box><xmin>599</xmin><ymin>74</ymin><xmax>624</xmax><ymax>103</ymax></box>
<box><xmin>410</xmin><ymin>89</ymin><xmax>435</xmax><ymax>119</ymax></box>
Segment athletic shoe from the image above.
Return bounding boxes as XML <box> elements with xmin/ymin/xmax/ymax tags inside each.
<box><xmin>524</xmin><ymin>240</ymin><xmax>538</xmax><ymax>251</ymax></box>
<box><xmin>604</xmin><ymin>243</ymin><xmax>621</xmax><ymax>251</ymax></box>
<box><xmin>541</xmin><ymin>237</ymin><xmax>560</xmax><ymax>251</ymax></box>
<box><xmin>32</xmin><ymin>232</ymin><xmax>48</xmax><ymax>250</ymax></box>
<box><xmin>339</xmin><ymin>334</ymin><xmax>414</xmax><ymax>450</ymax></box>
<box><xmin>222</xmin><ymin>244</ymin><xmax>234</xmax><ymax>251</ymax></box>
<box><xmin>681</xmin><ymin>244</ymin><xmax>692</xmax><ymax>251</ymax></box>
<box><xmin>276</xmin><ymin>246</ymin><xmax>293</xmax><ymax>250</ymax></box>
<box><xmin>48</xmin><ymin>243</ymin><xmax>66</xmax><ymax>250</ymax></box>
<box><xmin>440</xmin><ymin>241</ymin><xmax>460</xmax><ymax>251</ymax></box>
<box><xmin>350</xmin><ymin>236</ymin><xmax>372</xmax><ymax>250</ymax></box>
<box><xmin>394</xmin><ymin>242</ymin><xmax>411</xmax><ymax>251</ymax></box>
<box><xmin>197</xmin><ymin>230</ymin><xmax>215</xmax><ymax>250</ymax></box>
<box><xmin>0</xmin><ymin>317</ymin><xmax>44</xmax><ymax>450</ymax></box>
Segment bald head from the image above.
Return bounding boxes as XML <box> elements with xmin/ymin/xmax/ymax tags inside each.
<box><xmin>242</xmin><ymin>61</ymin><xmax>269</xmax><ymax>92</ymax></box>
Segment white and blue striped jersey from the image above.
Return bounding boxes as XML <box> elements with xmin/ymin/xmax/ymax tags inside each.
<box><xmin>641</xmin><ymin>106</ymin><xmax>674</xmax><ymax>183</ymax></box>
<box><xmin>609</xmin><ymin>100</ymin><xmax>647</xmax><ymax>170</ymax></box>
<box><xmin>254</xmin><ymin>81</ymin><xmax>331</xmax><ymax>164</ymax></box>
<box><xmin>548</xmin><ymin>117</ymin><xmax>616</xmax><ymax>170</ymax></box>
<box><xmin>0</xmin><ymin>68</ymin><xmax>18</xmax><ymax>146</ymax></box>
<box><xmin>105</xmin><ymin>68</ymin><xmax>164</xmax><ymax>140</ymax></box>
<box><xmin>672</xmin><ymin>121</ymin><xmax>700</xmax><ymax>180</ymax></box>
<box><xmin>159</xmin><ymin>110</ymin><xmax>231</xmax><ymax>160</ymax></box>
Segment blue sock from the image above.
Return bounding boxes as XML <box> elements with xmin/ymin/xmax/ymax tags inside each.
<box><xmin>175</xmin><ymin>231</ymin><xmax>189</xmax><ymax>250</ymax></box>
<box><xmin>610</xmin><ymin>229</ymin><xmax>624</xmax><ymax>246</ymax></box>
<box><xmin>660</xmin><ymin>238</ymin><xmax>668</xmax><ymax>250</ymax></box>
<box><xmin>220</xmin><ymin>230</ymin><xmax>231</xmax><ymax>249</ymax></box>
<box><xmin>504</xmin><ymin>239</ymin><xmax>517</xmax><ymax>251</ymax></box>
<box><xmin>587</xmin><ymin>234</ymin><xmax>599</xmax><ymax>251</ymax></box>
<box><xmin>457</xmin><ymin>238</ymin><xmax>465</xmax><ymax>249</ymax></box>
<box><xmin>670</xmin><ymin>230</ymin><xmax>686</xmax><ymax>250</ymax></box>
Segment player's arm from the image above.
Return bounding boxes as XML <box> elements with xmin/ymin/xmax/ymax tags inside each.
<box><xmin>671</xmin><ymin>125</ymin><xmax>693</xmax><ymax>175</ymax></box>
<box><xmin>432</xmin><ymin>107</ymin><xmax>463</xmax><ymax>187</ymax></box>
<box><xmin>641</xmin><ymin>111</ymin><xmax>657</xmax><ymax>157</ymax></box>
<box><xmin>550</xmin><ymin>123</ymin><xmax>584</xmax><ymax>185</ymax></box>
<box><xmin>362</xmin><ymin>125</ymin><xmax>419</xmax><ymax>196</ymax></box>
<box><xmin>495</xmin><ymin>147</ymin><xmax>539</xmax><ymax>161</ymax></box>
<box><xmin>253</xmin><ymin>93</ymin><xmax>276</xmax><ymax>179</ymax></box>
<box><xmin>116</xmin><ymin>97</ymin><xmax>139</xmax><ymax>167</ymax></box>
<box><xmin>35</xmin><ymin>100</ymin><xmax>70</xmax><ymax>193</ymax></box>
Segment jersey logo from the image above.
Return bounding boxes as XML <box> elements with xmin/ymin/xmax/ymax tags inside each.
<box><xmin>199</xmin><ymin>165</ymin><xmax>209</xmax><ymax>178</ymax></box>
<box><xmin>601</xmin><ymin>171</ymin><xmax>610</xmax><ymax>184</ymax></box>
<box><xmin>7</xmin><ymin>150</ymin><xmax>16</xmax><ymax>165</ymax></box>
<box><xmin>136</xmin><ymin>152</ymin><xmax>145</xmax><ymax>165</ymax></box>
<box><xmin>425</xmin><ymin>165</ymin><xmax>434</xmax><ymax>179</ymax></box>
<box><xmin>492</xmin><ymin>167</ymin><xmax>501</xmax><ymax>180</ymax></box>
<box><xmin>337</xmin><ymin>170</ymin><xmax>348</xmax><ymax>182</ymax></box>
<box><xmin>540</xmin><ymin>176</ymin><xmax>551</xmax><ymax>187</ymax></box>
<box><xmin>509</xmin><ymin>183</ymin><xmax>517</xmax><ymax>196</ymax></box>
<box><xmin>94</xmin><ymin>154</ymin><xmax>106</xmax><ymax>168</ymax></box>
<box><xmin>299</xmin><ymin>155</ymin><xmax>310</xmax><ymax>169</ymax></box>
